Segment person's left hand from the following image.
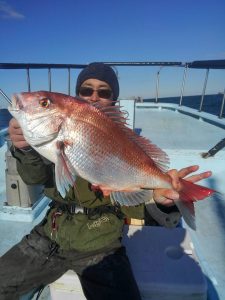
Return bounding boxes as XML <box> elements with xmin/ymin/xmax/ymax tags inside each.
<box><xmin>153</xmin><ymin>165</ymin><xmax>212</xmax><ymax>206</ymax></box>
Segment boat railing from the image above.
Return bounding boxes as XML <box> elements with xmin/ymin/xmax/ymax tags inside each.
<box><xmin>0</xmin><ymin>60</ymin><xmax>224</xmax><ymax>118</ymax></box>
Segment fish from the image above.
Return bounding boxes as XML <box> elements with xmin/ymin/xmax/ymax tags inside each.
<box><xmin>8</xmin><ymin>91</ymin><xmax>215</xmax><ymax>229</ymax></box>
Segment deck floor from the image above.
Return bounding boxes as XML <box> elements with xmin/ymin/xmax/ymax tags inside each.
<box><xmin>135</xmin><ymin>107</ymin><xmax>225</xmax><ymax>150</ymax></box>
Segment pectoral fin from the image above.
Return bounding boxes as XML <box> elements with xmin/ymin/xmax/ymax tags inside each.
<box><xmin>55</xmin><ymin>141</ymin><xmax>76</xmax><ymax>197</ymax></box>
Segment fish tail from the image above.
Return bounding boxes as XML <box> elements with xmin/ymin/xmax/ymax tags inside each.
<box><xmin>179</xmin><ymin>179</ymin><xmax>215</xmax><ymax>202</ymax></box>
<box><xmin>175</xmin><ymin>179</ymin><xmax>216</xmax><ymax>230</ymax></box>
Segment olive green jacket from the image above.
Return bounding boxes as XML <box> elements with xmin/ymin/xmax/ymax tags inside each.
<box><xmin>12</xmin><ymin>147</ymin><xmax>181</xmax><ymax>252</ymax></box>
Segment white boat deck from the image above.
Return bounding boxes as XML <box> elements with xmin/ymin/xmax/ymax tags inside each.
<box><xmin>135</xmin><ymin>103</ymin><xmax>225</xmax><ymax>300</ymax></box>
<box><xmin>135</xmin><ymin>103</ymin><xmax>225</xmax><ymax>150</ymax></box>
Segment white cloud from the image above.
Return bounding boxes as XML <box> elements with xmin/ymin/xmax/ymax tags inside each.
<box><xmin>0</xmin><ymin>1</ymin><xmax>25</xmax><ymax>19</ymax></box>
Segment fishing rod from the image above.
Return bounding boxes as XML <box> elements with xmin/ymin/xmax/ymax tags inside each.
<box><xmin>0</xmin><ymin>89</ymin><xmax>12</xmax><ymax>105</ymax></box>
<box><xmin>202</xmin><ymin>138</ymin><xmax>225</xmax><ymax>158</ymax></box>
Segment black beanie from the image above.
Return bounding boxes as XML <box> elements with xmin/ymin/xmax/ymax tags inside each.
<box><xmin>76</xmin><ymin>63</ymin><xmax>119</xmax><ymax>100</ymax></box>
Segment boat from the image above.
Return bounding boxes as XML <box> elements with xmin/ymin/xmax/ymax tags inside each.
<box><xmin>0</xmin><ymin>60</ymin><xmax>224</xmax><ymax>300</ymax></box>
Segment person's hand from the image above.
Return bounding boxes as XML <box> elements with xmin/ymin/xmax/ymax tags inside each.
<box><xmin>8</xmin><ymin>118</ymin><xmax>30</xmax><ymax>149</ymax></box>
<box><xmin>153</xmin><ymin>165</ymin><xmax>212</xmax><ymax>207</ymax></box>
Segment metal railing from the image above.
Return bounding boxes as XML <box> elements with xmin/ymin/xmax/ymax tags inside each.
<box><xmin>0</xmin><ymin>60</ymin><xmax>224</xmax><ymax>118</ymax></box>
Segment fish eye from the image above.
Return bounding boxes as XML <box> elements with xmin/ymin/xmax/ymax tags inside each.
<box><xmin>39</xmin><ymin>98</ymin><xmax>50</xmax><ymax>108</ymax></box>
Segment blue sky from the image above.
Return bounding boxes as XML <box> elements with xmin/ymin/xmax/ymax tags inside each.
<box><xmin>0</xmin><ymin>0</ymin><xmax>225</xmax><ymax>105</ymax></box>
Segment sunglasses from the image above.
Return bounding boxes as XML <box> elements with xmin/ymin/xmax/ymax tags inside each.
<box><xmin>79</xmin><ymin>87</ymin><xmax>112</xmax><ymax>100</ymax></box>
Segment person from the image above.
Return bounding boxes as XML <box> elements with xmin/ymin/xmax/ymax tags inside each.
<box><xmin>0</xmin><ymin>63</ymin><xmax>211</xmax><ymax>300</ymax></box>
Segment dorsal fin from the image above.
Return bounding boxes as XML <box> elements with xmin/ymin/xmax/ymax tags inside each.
<box><xmin>73</xmin><ymin>97</ymin><xmax>128</xmax><ymax>124</ymax></box>
<box><xmin>122</xmin><ymin>126</ymin><xmax>170</xmax><ymax>172</ymax></box>
<box><xmin>76</xmin><ymin>98</ymin><xmax>169</xmax><ymax>172</ymax></box>
<box><xmin>93</xmin><ymin>102</ymin><xmax>129</xmax><ymax>125</ymax></box>
<box><xmin>95</xmin><ymin>103</ymin><xmax>170</xmax><ymax>172</ymax></box>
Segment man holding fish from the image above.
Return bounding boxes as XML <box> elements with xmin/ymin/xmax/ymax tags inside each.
<box><xmin>0</xmin><ymin>63</ymin><xmax>212</xmax><ymax>300</ymax></box>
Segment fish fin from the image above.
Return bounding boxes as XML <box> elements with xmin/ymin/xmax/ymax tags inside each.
<box><xmin>114</xmin><ymin>125</ymin><xmax>169</xmax><ymax>172</ymax></box>
<box><xmin>179</xmin><ymin>179</ymin><xmax>215</xmax><ymax>201</ymax></box>
<box><xmin>110</xmin><ymin>190</ymin><xmax>152</xmax><ymax>206</ymax></box>
<box><xmin>127</xmin><ymin>132</ymin><xmax>170</xmax><ymax>172</ymax></box>
<box><xmin>55</xmin><ymin>141</ymin><xmax>76</xmax><ymax>197</ymax></box>
<box><xmin>79</xmin><ymin>99</ymin><xmax>169</xmax><ymax>171</ymax></box>
<box><xmin>175</xmin><ymin>179</ymin><xmax>216</xmax><ymax>230</ymax></box>
<box><xmin>75</xmin><ymin>97</ymin><xmax>129</xmax><ymax>125</ymax></box>
<box><xmin>95</xmin><ymin>104</ymin><xmax>170</xmax><ymax>172</ymax></box>
<box><xmin>86</xmin><ymin>102</ymin><xmax>128</xmax><ymax>125</ymax></box>
<box><xmin>174</xmin><ymin>199</ymin><xmax>196</xmax><ymax>230</ymax></box>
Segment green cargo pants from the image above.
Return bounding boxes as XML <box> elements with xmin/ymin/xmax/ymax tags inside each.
<box><xmin>0</xmin><ymin>222</ymin><xmax>141</xmax><ymax>300</ymax></box>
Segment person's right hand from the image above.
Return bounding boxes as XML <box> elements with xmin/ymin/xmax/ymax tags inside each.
<box><xmin>8</xmin><ymin>118</ymin><xmax>30</xmax><ymax>149</ymax></box>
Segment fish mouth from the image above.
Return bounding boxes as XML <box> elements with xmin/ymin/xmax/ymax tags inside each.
<box><xmin>9</xmin><ymin>93</ymin><xmax>23</xmax><ymax>111</ymax></box>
